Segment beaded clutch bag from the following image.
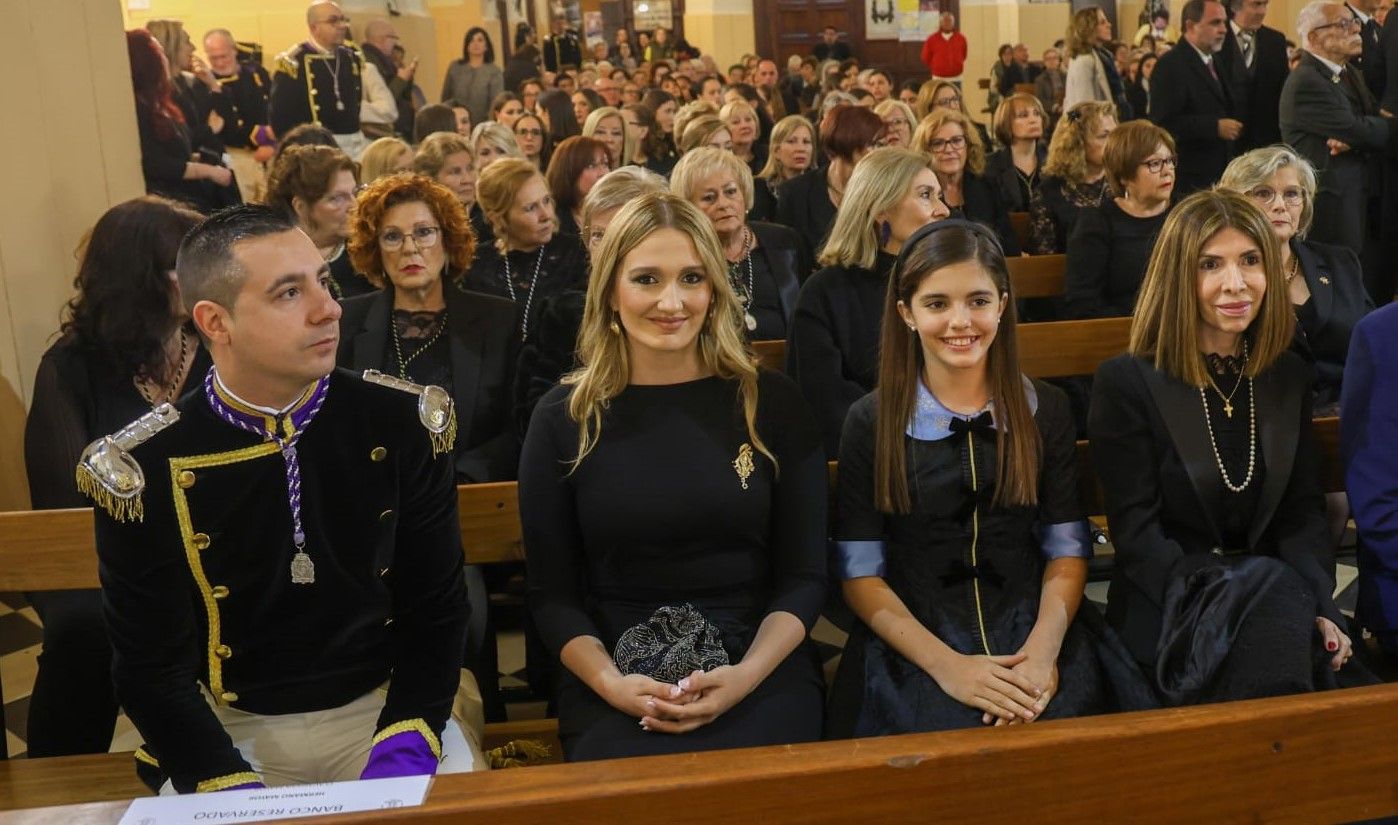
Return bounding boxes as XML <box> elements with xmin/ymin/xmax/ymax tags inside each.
<box><xmin>612</xmin><ymin>604</ymin><xmax>730</xmax><ymax>684</ymax></box>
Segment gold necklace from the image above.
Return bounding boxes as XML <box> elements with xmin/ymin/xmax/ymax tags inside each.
<box><xmin>134</xmin><ymin>328</ymin><xmax>191</xmax><ymax>408</ymax></box>
<box><xmin>1204</xmin><ymin>340</ymin><xmax>1248</xmax><ymax>419</ymax></box>
<box><xmin>1285</xmin><ymin>255</ymin><xmax>1299</xmax><ymax>284</ymax></box>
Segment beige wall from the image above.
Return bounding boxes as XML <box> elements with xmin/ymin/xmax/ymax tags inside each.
<box><xmin>0</xmin><ymin>0</ymin><xmax>145</xmax><ymax>509</ymax></box>
<box><xmin>685</xmin><ymin>0</ymin><xmax>758</xmax><ymax>71</ymax></box>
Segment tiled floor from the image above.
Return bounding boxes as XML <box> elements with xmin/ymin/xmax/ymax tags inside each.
<box><xmin>0</xmin><ymin>556</ymin><xmax>1364</xmax><ymax>760</ymax></box>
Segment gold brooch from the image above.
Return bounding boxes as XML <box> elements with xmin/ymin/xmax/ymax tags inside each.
<box><xmin>1319</xmin><ymin>276</ymin><xmax>1331</xmax><ymax>285</ymax></box>
<box><xmin>733</xmin><ymin>443</ymin><xmax>755</xmax><ymax>490</ymax></box>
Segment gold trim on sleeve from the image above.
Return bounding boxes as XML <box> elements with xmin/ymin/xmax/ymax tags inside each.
<box><xmin>134</xmin><ymin>746</ymin><xmax>160</xmax><ymax>768</ymax></box>
<box><xmin>169</xmin><ymin>443</ymin><xmax>281</xmax><ymax>706</ymax></box>
<box><xmin>196</xmin><ymin>771</ymin><xmax>263</xmax><ymax>793</ymax></box>
<box><xmin>372</xmin><ymin>718</ymin><xmax>442</xmax><ymax>761</ymax></box>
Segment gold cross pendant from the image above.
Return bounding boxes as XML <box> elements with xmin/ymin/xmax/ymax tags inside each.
<box><xmin>1223</xmin><ymin>401</ymin><xmax>1234</xmax><ymax>419</ymax></box>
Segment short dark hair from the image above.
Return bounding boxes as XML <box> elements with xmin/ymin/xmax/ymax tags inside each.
<box><xmin>414</xmin><ymin>104</ymin><xmax>458</xmax><ymax>142</ymax></box>
<box><xmin>1153</xmin><ymin>9</ymin><xmax>1170</xmax><ymax>21</ymax></box>
<box><xmin>820</xmin><ymin>104</ymin><xmax>885</xmax><ymax>162</ymax></box>
<box><xmin>1181</xmin><ymin>0</ymin><xmax>1210</xmax><ymax>28</ymax></box>
<box><xmin>461</xmin><ymin>27</ymin><xmax>496</xmax><ymax>63</ymax></box>
<box><xmin>176</xmin><ymin>204</ymin><xmax>297</xmax><ymax>313</ymax></box>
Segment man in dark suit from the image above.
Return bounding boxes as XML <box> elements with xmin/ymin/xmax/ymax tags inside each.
<box><xmin>1150</xmin><ymin>0</ymin><xmax>1243</xmax><ymax>194</ymax></box>
<box><xmin>1280</xmin><ymin>1</ymin><xmax>1391</xmax><ymax>300</ymax></box>
<box><xmin>1347</xmin><ymin>0</ymin><xmax>1386</xmax><ymax>98</ymax></box>
<box><xmin>1217</xmin><ymin>0</ymin><xmax>1291</xmax><ymax>149</ymax></box>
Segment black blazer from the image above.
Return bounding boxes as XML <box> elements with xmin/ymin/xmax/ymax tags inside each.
<box><xmin>1291</xmin><ymin>239</ymin><xmax>1374</xmax><ymax>406</ymax></box>
<box><xmin>1349</xmin><ymin>6</ymin><xmax>1386</xmax><ymax>101</ymax></box>
<box><xmin>984</xmin><ymin>145</ymin><xmax>1047</xmax><ymax>213</ymax></box>
<box><xmin>958</xmin><ymin>171</ymin><xmax>1022</xmax><ymax>256</ymax></box>
<box><xmin>1088</xmin><ymin>352</ymin><xmax>1343</xmax><ymax>665</ymax></box>
<box><xmin>1149</xmin><ymin>41</ymin><xmax>1238</xmax><ymax>195</ymax></box>
<box><xmin>337</xmin><ymin>282</ymin><xmax>522</xmax><ymax>482</ymax></box>
<box><xmin>774</xmin><ymin>165</ymin><xmax>838</xmax><ymax>263</ymax></box>
<box><xmin>1217</xmin><ymin>24</ymin><xmax>1289</xmax><ymax>151</ymax></box>
<box><xmin>751</xmin><ymin>220</ymin><xmax>809</xmax><ymax>327</ymax></box>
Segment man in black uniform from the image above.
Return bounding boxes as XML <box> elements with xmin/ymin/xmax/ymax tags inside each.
<box><xmin>542</xmin><ymin>16</ymin><xmax>582</xmax><ymax>73</ymax></box>
<box><xmin>269</xmin><ymin>0</ymin><xmax>367</xmax><ymax>158</ymax></box>
<box><xmin>204</xmin><ymin>29</ymin><xmax>275</xmax><ymax>202</ymax></box>
<box><xmin>81</xmin><ymin>205</ymin><xmax>478</xmax><ymax>793</ymax></box>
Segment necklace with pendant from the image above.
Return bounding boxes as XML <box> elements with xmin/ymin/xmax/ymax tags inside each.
<box><xmin>726</xmin><ymin>226</ymin><xmax>757</xmax><ymax>332</ymax></box>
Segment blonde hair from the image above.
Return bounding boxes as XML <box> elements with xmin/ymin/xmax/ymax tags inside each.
<box><xmin>581</xmin><ymin>166</ymin><xmax>668</xmax><ymax>246</ymax></box>
<box><xmin>677</xmin><ymin>115</ymin><xmax>731</xmax><ymax>154</ymax></box>
<box><xmin>1218</xmin><ymin>145</ymin><xmax>1318</xmax><ymax>238</ymax></box>
<box><xmin>563</xmin><ymin>192</ymin><xmax>772</xmax><ymax>470</ymax></box>
<box><xmin>582</xmin><ymin>106</ymin><xmax>636</xmax><ymax>169</ymax></box>
<box><xmin>359</xmin><ymin>137</ymin><xmax>413</xmax><ymax>184</ymax></box>
<box><xmin>475</xmin><ymin>157</ymin><xmax>543</xmax><ymax>252</ymax></box>
<box><xmin>670</xmin><ymin>147</ymin><xmax>755</xmax><ymax>214</ymax></box>
<box><xmin>673</xmin><ymin>99</ymin><xmax>719</xmax><ymax>145</ymax></box>
<box><xmin>471</xmin><ymin>121</ymin><xmax>524</xmax><ymax>162</ymax></box>
<box><xmin>413</xmin><ymin>132</ymin><xmax>474</xmax><ymax>178</ymax></box>
<box><xmin>992</xmin><ymin>93</ymin><xmax>1048</xmax><ymax>147</ymax></box>
<box><xmin>874</xmin><ymin>99</ymin><xmax>917</xmax><ymax>135</ymax></box>
<box><xmin>913</xmin><ymin>108</ymin><xmax>986</xmax><ymax>176</ymax></box>
<box><xmin>1129</xmin><ymin>190</ymin><xmax>1295</xmax><ymax>387</ymax></box>
<box><xmin>819</xmin><ymin>147</ymin><xmax>936</xmax><ymax>269</ymax></box>
<box><xmin>913</xmin><ymin>78</ymin><xmax>965</xmax><ymax>120</ymax></box>
<box><xmin>757</xmin><ymin>115</ymin><xmax>816</xmax><ymax>183</ymax></box>
<box><xmin>1067</xmin><ymin>6</ymin><xmax>1104</xmax><ymax>58</ymax></box>
<box><xmin>718</xmin><ymin>99</ymin><xmax>759</xmax><ymax>147</ymax></box>
<box><xmin>1043</xmin><ymin>101</ymin><xmax>1116</xmax><ymax>184</ymax></box>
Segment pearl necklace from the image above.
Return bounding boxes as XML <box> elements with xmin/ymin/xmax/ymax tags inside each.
<box><xmin>504</xmin><ymin>245</ymin><xmax>545</xmax><ymax>341</ymax></box>
<box><xmin>1199</xmin><ymin>373</ymin><xmax>1257</xmax><ymax>493</ymax></box>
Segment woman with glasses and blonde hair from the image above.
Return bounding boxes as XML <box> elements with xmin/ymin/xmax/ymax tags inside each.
<box><xmin>914</xmin><ymin>109</ymin><xmax>1021</xmax><ymax>255</ymax></box>
<box><xmin>873</xmin><ymin>99</ymin><xmax>916</xmax><ymax>148</ymax></box>
<box><xmin>913</xmin><ymin>79</ymin><xmax>993</xmax><ymax>148</ymax></box>
<box><xmin>1089</xmin><ymin>190</ymin><xmax>1375</xmax><ymax>703</ymax></box>
<box><xmin>751</xmin><ymin>115</ymin><xmax>816</xmax><ymax>222</ymax></box>
<box><xmin>671</xmin><ymin>147</ymin><xmax>807</xmax><ymax>340</ymax></box>
<box><xmin>787</xmin><ymin>147</ymin><xmax>951</xmax><ymax>456</ymax></box>
<box><xmin>826</xmin><ymin>219</ymin><xmax>1155</xmax><ymax>736</ymax></box>
<box><xmin>469</xmin><ymin>157</ymin><xmax>588</xmax><ymax>341</ymax></box>
<box><xmin>984</xmin><ymin>93</ymin><xmax>1049</xmax><ymax>213</ymax></box>
<box><xmin>1028</xmin><ymin>101</ymin><xmax>1117</xmax><ymax>254</ymax></box>
<box><xmin>1064</xmin><ymin>120</ymin><xmax>1175</xmax><ymax>319</ymax></box>
<box><xmin>1218</xmin><ymin>146</ymin><xmax>1371</xmax><ymax>412</ymax></box>
<box><xmin>263</xmin><ymin>144</ymin><xmax>366</xmax><ymax>299</ymax></box>
<box><xmin>519</xmin><ymin>191</ymin><xmax>827</xmax><ymax>761</ymax></box>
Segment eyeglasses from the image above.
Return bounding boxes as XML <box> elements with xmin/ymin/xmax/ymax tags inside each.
<box><xmin>928</xmin><ymin>135</ymin><xmax>966</xmax><ymax>152</ymax></box>
<box><xmin>1315</xmin><ymin>16</ymin><xmax>1361</xmax><ymax>31</ymax></box>
<box><xmin>316</xmin><ymin>14</ymin><xmax>350</xmax><ymax>26</ymax></box>
<box><xmin>380</xmin><ymin>225</ymin><xmax>441</xmax><ymax>251</ymax></box>
<box><xmin>934</xmin><ymin>96</ymin><xmax>962</xmax><ymax>107</ymax></box>
<box><xmin>1246</xmin><ymin>186</ymin><xmax>1305</xmax><ymax>206</ymax></box>
<box><xmin>1139</xmin><ymin>155</ymin><xmax>1178</xmax><ymax>174</ymax></box>
<box><xmin>516</xmin><ymin>128</ymin><xmax>544</xmax><ymax>137</ymax></box>
<box><xmin>585</xmin><ymin>159</ymin><xmax>611</xmax><ymax>171</ymax></box>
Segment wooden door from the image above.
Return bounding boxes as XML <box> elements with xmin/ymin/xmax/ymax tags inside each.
<box><xmin>753</xmin><ymin>0</ymin><xmax>957</xmax><ymax>87</ymax></box>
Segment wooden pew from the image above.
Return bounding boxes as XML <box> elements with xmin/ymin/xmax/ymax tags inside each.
<box><xmin>4</xmin><ymin>683</ymin><xmax>1397</xmax><ymax>821</ymax></box>
<box><xmin>1006</xmin><ymin>253</ymin><xmax>1066</xmax><ymax>299</ymax></box>
<box><xmin>1008</xmin><ymin>210</ymin><xmax>1032</xmax><ymax>252</ymax></box>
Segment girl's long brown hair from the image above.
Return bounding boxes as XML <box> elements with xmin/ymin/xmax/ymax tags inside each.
<box><xmin>873</xmin><ymin>221</ymin><xmax>1041</xmax><ymax>513</ymax></box>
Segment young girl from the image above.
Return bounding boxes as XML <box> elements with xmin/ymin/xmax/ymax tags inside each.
<box><xmin>826</xmin><ymin>219</ymin><xmax>1154</xmax><ymax>736</ymax></box>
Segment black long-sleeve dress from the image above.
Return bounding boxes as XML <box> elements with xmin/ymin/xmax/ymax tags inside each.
<box><xmin>24</xmin><ymin>332</ymin><xmax>212</xmax><ymax>756</ymax></box>
<box><xmin>826</xmin><ymin>380</ymin><xmax>1156</xmax><ymax>736</ymax></box>
<box><xmin>1028</xmin><ymin>176</ymin><xmax>1108</xmax><ymax>255</ymax></box>
<box><xmin>465</xmin><ymin>234</ymin><xmax>588</xmax><ymax>343</ymax></box>
<box><xmin>1064</xmin><ymin>198</ymin><xmax>1169</xmax><ymax>319</ymax></box>
<box><xmin>1089</xmin><ymin>352</ymin><xmax>1375</xmax><ymax>703</ymax></box>
<box><xmin>520</xmin><ymin>370</ymin><xmax>828</xmax><ymax>761</ymax></box>
<box><xmin>786</xmin><ymin>251</ymin><xmax>896</xmax><ymax>458</ymax></box>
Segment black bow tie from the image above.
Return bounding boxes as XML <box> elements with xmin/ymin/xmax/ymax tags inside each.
<box><xmin>948</xmin><ymin>410</ymin><xmax>995</xmax><ymax>435</ymax></box>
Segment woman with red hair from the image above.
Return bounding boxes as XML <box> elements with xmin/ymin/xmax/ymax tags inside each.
<box><xmin>126</xmin><ymin>29</ymin><xmax>238</xmax><ymax>213</ymax></box>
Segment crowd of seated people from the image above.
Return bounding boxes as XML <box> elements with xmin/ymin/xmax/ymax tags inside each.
<box><xmin>14</xmin><ymin>0</ymin><xmax>1398</xmax><ymax>794</ymax></box>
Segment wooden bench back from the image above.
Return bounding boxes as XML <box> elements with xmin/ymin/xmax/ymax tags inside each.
<box><xmin>1006</xmin><ymin>253</ymin><xmax>1066</xmax><ymax>299</ymax></box>
<box><xmin>1008</xmin><ymin>210</ymin><xmax>1032</xmax><ymax>251</ymax></box>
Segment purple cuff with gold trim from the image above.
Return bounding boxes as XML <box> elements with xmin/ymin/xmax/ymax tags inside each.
<box><xmin>360</xmin><ymin>720</ymin><xmax>441</xmax><ymax>780</ymax></box>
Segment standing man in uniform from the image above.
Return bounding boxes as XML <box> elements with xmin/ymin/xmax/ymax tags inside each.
<box><xmin>84</xmin><ymin>205</ymin><xmax>481</xmax><ymax>793</ymax></box>
<box><xmin>270</xmin><ymin>1</ymin><xmax>368</xmax><ymax>159</ymax></box>
<box><xmin>543</xmin><ymin>16</ymin><xmax>582</xmax><ymax>74</ymax></box>
<box><xmin>204</xmin><ymin>29</ymin><xmax>275</xmax><ymax>202</ymax></box>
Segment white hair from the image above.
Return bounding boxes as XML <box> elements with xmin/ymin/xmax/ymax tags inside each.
<box><xmin>1296</xmin><ymin>0</ymin><xmax>1337</xmax><ymax>44</ymax></box>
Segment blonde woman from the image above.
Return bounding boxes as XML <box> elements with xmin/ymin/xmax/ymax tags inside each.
<box><xmin>984</xmin><ymin>93</ymin><xmax>1048</xmax><ymax>212</ymax></box>
<box><xmin>719</xmin><ymin>98</ymin><xmax>764</xmax><ymax>170</ymax></box>
<box><xmin>752</xmin><ymin>115</ymin><xmax>815</xmax><ymax>221</ymax></box>
<box><xmin>873</xmin><ymin>99</ymin><xmax>917</xmax><ymax>148</ymax></box>
<box><xmin>913</xmin><ymin>109</ymin><xmax>1021</xmax><ymax>255</ymax></box>
<box><xmin>787</xmin><ymin>147</ymin><xmax>950</xmax><ymax>456</ymax></box>
<box><xmin>519</xmin><ymin>191</ymin><xmax>827</xmax><ymax>761</ymax></box>
<box><xmin>470</xmin><ymin>121</ymin><xmax>523</xmax><ymax>171</ymax></box>
<box><xmin>1028</xmin><ymin>101</ymin><xmax>1117</xmax><ymax>254</ymax></box>
<box><xmin>912</xmin><ymin>78</ymin><xmax>993</xmax><ymax>148</ymax></box>
<box><xmin>1063</xmin><ymin>6</ymin><xmax>1117</xmax><ymax>112</ymax></box>
<box><xmin>677</xmin><ymin>115</ymin><xmax>733</xmax><ymax>154</ymax></box>
<box><xmin>413</xmin><ymin>131</ymin><xmax>487</xmax><ymax>245</ymax></box>
<box><xmin>672</xmin><ymin>99</ymin><xmax>719</xmax><ymax>148</ymax></box>
<box><xmin>358</xmin><ymin>137</ymin><xmax>414</xmax><ymax>184</ymax></box>
<box><xmin>582</xmin><ymin>106</ymin><xmax>633</xmax><ymax>169</ymax></box>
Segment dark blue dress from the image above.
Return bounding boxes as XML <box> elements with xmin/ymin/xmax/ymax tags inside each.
<box><xmin>826</xmin><ymin>378</ymin><xmax>1156</xmax><ymax>737</ymax></box>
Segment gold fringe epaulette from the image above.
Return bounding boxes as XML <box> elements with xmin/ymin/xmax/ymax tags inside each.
<box><xmin>361</xmin><ymin>370</ymin><xmax>458</xmax><ymax>457</ymax></box>
<box><xmin>274</xmin><ymin>48</ymin><xmax>300</xmax><ymax>79</ymax></box>
<box><xmin>75</xmin><ymin>403</ymin><xmax>180</xmax><ymax>522</ymax></box>
<box><xmin>486</xmin><ymin>739</ymin><xmax>553</xmax><ymax>769</ymax></box>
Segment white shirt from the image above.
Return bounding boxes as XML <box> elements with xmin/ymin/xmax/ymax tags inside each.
<box><xmin>1308</xmin><ymin>49</ymin><xmax>1346</xmax><ymax>79</ymax></box>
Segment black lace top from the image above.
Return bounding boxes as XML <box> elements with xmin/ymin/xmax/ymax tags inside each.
<box><xmin>1028</xmin><ymin>176</ymin><xmax>1109</xmax><ymax>255</ymax></box>
<box><xmin>388</xmin><ymin>308</ymin><xmax>451</xmax><ymax>390</ymax></box>
<box><xmin>1202</xmin><ymin>352</ymin><xmax>1266</xmax><ymax>550</ymax></box>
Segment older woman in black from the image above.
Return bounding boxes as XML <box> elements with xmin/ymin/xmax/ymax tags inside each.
<box><xmin>1064</xmin><ymin>120</ymin><xmax>1175</xmax><ymax>319</ymax></box>
<box><xmin>671</xmin><ymin>148</ymin><xmax>807</xmax><ymax>341</ymax></box>
<box><xmin>1028</xmin><ymin>101</ymin><xmax>1117</xmax><ymax>255</ymax></box>
<box><xmin>983</xmin><ymin>93</ymin><xmax>1049</xmax><ymax>214</ymax></box>
<box><xmin>787</xmin><ymin>148</ymin><xmax>951</xmax><ymax>458</ymax></box>
<box><xmin>774</xmin><ymin>105</ymin><xmax>885</xmax><ymax>261</ymax></box>
<box><xmin>520</xmin><ymin>192</ymin><xmax>826</xmax><ymax>761</ymax></box>
<box><xmin>1089</xmin><ymin>191</ymin><xmax>1373</xmax><ymax>704</ymax></box>
<box><xmin>1218</xmin><ymin>147</ymin><xmax>1372</xmax><ymax>413</ymax></box>
<box><xmin>468</xmin><ymin>158</ymin><xmax>588</xmax><ymax>342</ymax></box>
<box><xmin>24</xmin><ymin>197</ymin><xmax>209</xmax><ymax>756</ymax></box>
<box><xmin>914</xmin><ymin>109</ymin><xmax>1022</xmax><ymax>256</ymax></box>
<box><xmin>263</xmin><ymin>145</ymin><xmax>367</xmax><ymax>300</ymax></box>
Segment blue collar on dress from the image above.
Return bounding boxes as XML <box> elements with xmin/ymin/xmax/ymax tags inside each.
<box><xmin>906</xmin><ymin>375</ymin><xmax>1038</xmax><ymax>441</ymax></box>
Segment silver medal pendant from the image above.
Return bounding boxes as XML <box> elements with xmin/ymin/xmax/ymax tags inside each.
<box><xmin>335</xmin><ymin>100</ymin><xmax>345</xmax><ymax>111</ymax></box>
<box><xmin>290</xmin><ymin>551</ymin><xmax>316</xmax><ymax>584</ymax></box>
<box><xmin>744</xmin><ymin>312</ymin><xmax>758</xmax><ymax>332</ymax></box>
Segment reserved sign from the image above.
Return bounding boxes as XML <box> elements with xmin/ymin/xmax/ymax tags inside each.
<box><xmin>117</xmin><ymin>775</ymin><xmax>432</xmax><ymax>824</ymax></box>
